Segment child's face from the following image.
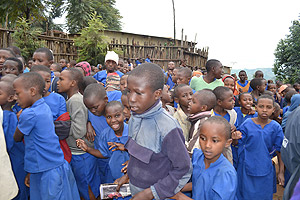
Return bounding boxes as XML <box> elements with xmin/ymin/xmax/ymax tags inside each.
<box><xmin>255</xmin><ymin>98</ymin><xmax>274</xmax><ymax>119</ymax></box>
<box><xmin>172</xmin><ymin>68</ymin><xmax>179</xmax><ymax>83</ymax></box>
<box><xmin>0</xmin><ymin>82</ymin><xmax>12</xmax><ymax>106</ymax></box>
<box><xmin>0</xmin><ymin>50</ymin><xmax>13</xmax><ymax>72</ymax></box>
<box><xmin>258</xmin><ymin>80</ymin><xmax>267</xmax><ymax>93</ymax></box>
<box><xmin>176</xmin><ymin>72</ymin><xmax>190</xmax><ymax>85</ymax></box>
<box><xmin>106</xmin><ymin>60</ymin><xmax>117</xmax><ymax>73</ymax></box>
<box><xmin>84</xmin><ymin>95</ymin><xmax>107</xmax><ymax>116</ymax></box>
<box><xmin>267</xmin><ymin>84</ymin><xmax>276</xmax><ymax>94</ymax></box>
<box><xmin>120</xmin><ymin>75</ymin><xmax>128</xmax><ymax>92</ymax></box>
<box><xmin>161</xmin><ymin>85</ymin><xmax>172</xmax><ymax>103</ymax></box>
<box><xmin>57</xmin><ymin>70</ymin><xmax>73</xmax><ymax>93</ymax></box>
<box><xmin>238</xmin><ymin>72</ymin><xmax>247</xmax><ymax>81</ymax></box>
<box><xmin>13</xmin><ymin>79</ymin><xmax>33</xmax><ymax>108</ymax></box>
<box><xmin>2</xmin><ymin>60</ymin><xmax>19</xmax><ymax>76</ymax></box>
<box><xmin>188</xmin><ymin>93</ymin><xmax>206</xmax><ymax>114</ymax></box>
<box><xmin>256</xmin><ymin>72</ymin><xmax>264</xmax><ymax>79</ymax></box>
<box><xmin>175</xmin><ymin>86</ymin><xmax>193</xmax><ymax>108</ymax></box>
<box><xmin>32</xmin><ymin>52</ymin><xmax>52</xmax><ymax>67</ymax></box>
<box><xmin>59</xmin><ymin>59</ymin><xmax>67</xmax><ymax>68</ymax></box>
<box><xmin>199</xmin><ymin>122</ymin><xmax>231</xmax><ymax>165</ymax></box>
<box><xmin>239</xmin><ymin>93</ymin><xmax>253</xmax><ymax>110</ymax></box>
<box><xmin>121</xmin><ymin>95</ymin><xmax>131</xmax><ymax>120</ymax></box>
<box><xmin>223</xmin><ymin>78</ymin><xmax>235</xmax><ymax>93</ymax></box>
<box><xmin>37</xmin><ymin>71</ymin><xmax>51</xmax><ymax>94</ymax></box>
<box><xmin>127</xmin><ymin>75</ymin><xmax>162</xmax><ymax>114</ymax></box>
<box><xmin>218</xmin><ymin>91</ymin><xmax>234</xmax><ymax>110</ymax></box>
<box><xmin>105</xmin><ymin>105</ymin><xmax>124</xmax><ymax>134</ymax></box>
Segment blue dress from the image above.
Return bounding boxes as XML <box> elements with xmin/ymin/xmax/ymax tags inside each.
<box><xmin>236</xmin><ymin>119</ymin><xmax>284</xmax><ymax>200</ymax></box>
<box><xmin>18</xmin><ymin>98</ymin><xmax>80</xmax><ymax>199</ymax></box>
<box><xmin>3</xmin><ymin>110</ymin><xmax>29</xmax><ymax>200</ymax></box>
<box><xmin>107</xmin><ymin>90</ymin><xmax>122</xmax><ymax>102</ymax></box>
<box><xmin>234</xmin><ymin>107</ymin><xmax>257</xmax><ymax>127</ymax></box>
<box><xmin>43</xmin><ymin>92</ymin><xmax>67</xmax><ymax>121</ymax></box>
<box><xmin>192</xmin><ymin>148</ymin><xmax>237</xmax><ymax>200</ymax></box>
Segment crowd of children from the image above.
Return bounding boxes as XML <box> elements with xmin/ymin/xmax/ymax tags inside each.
<box><xmin>2</xmin><ymin>45</ymin><xmax>300</xmax><ymax>200</ymax></box>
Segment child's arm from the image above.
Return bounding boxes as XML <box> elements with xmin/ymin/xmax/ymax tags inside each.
<box><xmin>232</xmin><ymin>130</ymin><xmax>242</xmax><ymax>145</ymax></box>
<box><xmin>13</xmin><ymin>127</ymin><xmax>24</xmax><ymax>142</ymax></box>
<box><xmin>76</xmin><ymin>139</ymin><xmax>106</xmax><ymax>159</ymax></box>
<box><xmin>108</xmin><ymin>142</ymin><xmax>127</xmax><ymax>152</ymax></box>
<box><xmin>276</xmin><ymin>151</ymin><xmax>285</xmax><ymax>186</ymax></box>
<box><xmin>170</xmin><ymin>192</ymin><xmax>193</xmax><ymax>200</ymax></box>
<box><xmin>85</xmin><ymin>122</ymin><xmax>96</xmax><ymax>142</ymax></box>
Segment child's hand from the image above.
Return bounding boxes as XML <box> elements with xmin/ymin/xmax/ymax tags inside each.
<box><xmin>170</xmin><ymin>192</ymin><xmax>193</xmax><ymax>200</ymax></box>
<box><xmin>76</xmin><ymin>139</ymin><xmax>88</xmax><ymax>151</ymax></box>
<box><xmin>249</xmin><ymin>107</ymin><xmax>256</xmax><ymax>115</ymax></box>
<box><xmin>278</xmin><ymin>171</ymin><xmax>285</xmax><ymax>186</ymax></box>
<box><xmin>114</xmin><ymin>174</ymin><xmax>129</xmax><ymax>192</ymax></box>
<box><xmin>131</xmin><ymin>188</ymin><xmax>154</xmax><ymax>200</ymax></box>
<box><xmin>85</xmin><ymin>122</ymin><xmax>96</xmax><ymax>142</ymax></box>
<box><xmin>24</xmin><ymin>173</ymin><xmax>30</xmax><ymax>187</ymax></box>
<box><xmin>231</xmin><ymin>125</ymin><xmax>237</xmax><ymax>133</ymax></box>
<box><xmin>121</xmin><ymin>160</ymin><xmax>129</xmax><ymax>173</ymax></box>
<box><xmin>108</xmin><ymin>142</ymin><xmax>126</xmax><ymax>152</ymax></box>
<box><xmin>16</xmin><ymin>109</ymin><xmax>23</xmax><ymax>121</ymax></box>
<box><xmin>232</xmin><ymin>131</ymin><xmax>242</xmax><ymax>140</ymax></box>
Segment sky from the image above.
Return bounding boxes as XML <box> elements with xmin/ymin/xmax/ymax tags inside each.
<box><xmin>114</xmin><ymin>0</ymin><xmax>300</xmax><ymax>69</ymax></box>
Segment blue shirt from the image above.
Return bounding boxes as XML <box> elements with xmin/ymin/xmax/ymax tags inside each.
<box><xmin>145</xmin><ymin>58</ymin><xmax>151</xmax><ymax>63</ymax></box>
<box><xmin>107</xmin><ymin>90</ymin><xmax>122</xmax><ymax>102</ymax></box>
<box><xmin>214</xmin><ymin>111</ymin><xmax>238</xmax><ymax>128</ymax></box>
<box><xmin>18</xmin><ymin>98</ymin><xmax>64</xmax><ymax>173</ymax></box>
<box><xmin>164</xmin><ymin>72</ymin><xmax>175</xmax><ymax>90</ymax></box>
<box><xmin>43</xmin><ymin>92</ymin><xmax>67</xmax><ymax>121</ymax></box>
<box><xmin>98</xmin><ymin>123</ymin><xmax>129</xmax><ymax>180</ymax></box>
<box><xmin>233</xmin><ymin>107</ymin><xmax>257</xmax><ymax>127</ymax></box>
<box><xmin>192</xmin><ymin>148</ymin><xmax>237</xmax><ymax>200</ymax></box>
<box><xmin>93</xmin><ymin>70</ymin><xmax>124</xmax><ymax>86</ymax></box>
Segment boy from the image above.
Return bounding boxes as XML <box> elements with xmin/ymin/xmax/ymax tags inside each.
<box><xmin>57</xmin><ymin>68</ymin><xmax>99</xmax><ymax>200</ymax></box>
<box><xmin>59</xmin><ymin>59</ymin><xmax>68</xmax><ymax>71</ymax></box>
<box><xmin>117</xmin><ymin>63</ymin><xmax>192</xmax><ymax>200</ymax></box>
<box><xmin>13</xmin><ymin>72</ymin><xmax>79</xmax><ymax>199</ymax></box>
<box><xmin>236</xmin><ymin>70</ymin><xmax>252</xmax><ymax>93</ymax></box>
<box><xmin>173</xmin><ymin>84</ymin><xmax>193</xmax><ymax>141</ymax></box>
<box><xmin>186</xmin><ymin>89</ymin><xmax>216</xmax><ymax>154</ymax></box>
<box><xmin>121</xmin><ymin>89</ymin><xmax>131</xmax><ymax>122</ymax></box>
<box><xmin>2</xmin><ymin>57</ymin><xmax>23</xmax><ymax>76</ymax></box>
<box><xmin>254</xmin><ymin>70</ymin><xmax>264</xmax><ymax>79</ymax></box>
<box><xmin>165</xmin><ymin>61</ymin><xmax>175</xmax><ymax>90</ymax></box>
<box><xmin>176</xmin><ymin>67</ymin><xmax>192</xmax><ymax>85</ymax></box>
<box><xmin>177</xmin><ymin>116</ymin><xmax>238</xmax><ymax>200</ymax></box>
<box><xmin>212</xmin><ymin>86</ymin><xmax>238</xmax><ymax>164</ymax></box>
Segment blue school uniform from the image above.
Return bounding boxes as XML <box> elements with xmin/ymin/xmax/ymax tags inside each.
<box><xmin>43</xmin><ymin>92</ymin><xmax>67</xmax><ymax>121</ymax></box>
<box><xmin>233</xmin><ymin>107</ymin><xmax>257</xmax><ymax>127</ymax></box>
<box><xmin>3</xmin><ymin>110</ymin><xmax>29</xmax><ymax>200</ymax></box>
<box><xmin>164</xmin><ymin>72</ymin><xmax>175</xmax><ymax>90</ymax></box>
<box><xmin>107</xmin><ymin>90</ymin><xmax>122</xmax><ymax>102</ymax></box>
<box><xmin>18</xmin><ymin>98</ymin><xmax>79</xmax><ymax>199</ymax></box>
<box><xmin>192</xmin><ymin>148</ymin><xmax>237</xmax><ymax>200</ymax></box>
<box><xmin>236</xmin><ymin>119</ymin><xmax>284</xmax><ymax>200</ymax></box>
<box><xmin>283</xmin><ymin>106</ymin><xmax>290</xmax><ymax>116</ymax></box>
<box><xmin>213</xmin><ymin>111</ymin><xmax>238</xmax><ymax>128</ymax></box>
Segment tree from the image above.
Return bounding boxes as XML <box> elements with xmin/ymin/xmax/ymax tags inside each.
<box><xmin>274</xmin><ymin>19</ymin><xmax>300</xmax><ymax>84</ymax></box>
<box><xmin>74</xmin><ymin>12</ymin><xmax>108</xmax><ymax>65</ymax></box>
<box><xmin>12</xmin><ymin>17</ymin><xmax>44</xmax><ymax>61</ymax></box>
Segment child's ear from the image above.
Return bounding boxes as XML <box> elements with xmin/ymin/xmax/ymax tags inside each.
<box><xmin>201</xmin><ymin>105</ymin><xmax>208</xmax><ymax>112</ymax></box>
<box><xmin>217</xmin><ymin>99</ymin><xmax>222</xmax><ymax>106</ymax></box>
<box><xmin>7</xmin><ymin>94</ymin><xmax>15</xmax><ymax>103</ymax></box>
<box><xmin>30</xmin><ymin>87</ymin><xmax>37</xmax><ymax>96</ymax></box>
<box><xmin>154</xmin><ymin>89</ymin><xmax>162</xmax><ymax>100</ymax></box>
<box><xmin>225</xmin><ymin>138</ymin><xmax>232</xmax><ymax>147</ymax></box>
<box><xmin>70</xmin><ymin>80</ymin><xmax>77</xmax><ymax>87</ymax></box>
<box><xmin>104</xmin><ymin>96</ymin><xmax>108</xmax><ymax>104</ymax></box>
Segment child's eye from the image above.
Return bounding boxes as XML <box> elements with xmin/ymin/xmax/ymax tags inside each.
<box><xmin>213</xmin><ymin>140</ymin><xmax>219</xmax><ymax>143</ymax></box>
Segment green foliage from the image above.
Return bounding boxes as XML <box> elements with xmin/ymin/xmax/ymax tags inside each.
<box><xmin>74</xmin><ymin>13</ymin><xmax>108</xmax><ymax>65</ymax></box>
<box><xmin>274</xmin><ymin>19</ymin><xmax>300</xmax><ymax>84</ymax></box>
<box><xmin>11</xmin><ymin>17</ymin><xmax>44</xmax><ymax>60</ymax></box>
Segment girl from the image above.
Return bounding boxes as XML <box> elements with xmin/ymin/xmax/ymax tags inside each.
<box><xmin>233</xmin><ymin>95</ymin><xmax>284</xmax><ymax>200</ymax></box>
<box><xmin>250</xmin><ymin>78</ymin><xmax>266</xmax><ymax>104</ymax></box>
<box><xmin>223</xmin><ymin>75</ymin><xmax>239</xmax><ymax>106</ymax></box>
<box><xmin>233</xmin><ymin>92</ymin><xmax>257</xmax><ymax>127</ymax></box>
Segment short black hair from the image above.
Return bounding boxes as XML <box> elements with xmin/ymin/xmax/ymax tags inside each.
<box><xmin>16</xmin><ymin>72</ymin><xmax>45</xmax><ymax>95</ymax></box>
<box><xmin>238</xmin><ymin>92</ymin><xmax>253</xmax><ymax>101</ymax></box>
<box><xmin>200</xmin><ymin>116</ymin><xmax>231</xmax><ymax>139</ymax></box>
<box><xmin>285</xmin><ymin>90</ymin><xmax>298</xmax><ymax>104</ymax></box>
<box><xmin>51</xmin><ymin>63</ymin><xmax>62</xmax><ymax>72</ymax></box>
<box><xmin>4</xmin><ymin>57</ymin><xmax>23</xmax><ymax>72</ymax></box>
<box><xmin>105</xmin><ymin>101</ymin><xmax>124</xmax><ymax>114</ymax></box>
<box><xmin>1</xmin><ymin>74</ymin><xmax>18</xmax><ymax>83</ymax></box>
<box><xmin>128</xmin><ymin>63</ymin><xmax>164</xmax><ymax>92</ymax></box>
<box><xmin>250</xmin><ymin>78</ymin><xmax>263</xmax><ymax>90</ymax></box>
<box><xmin>174</xmin><ymin>84</ymin><xmax>190</xmax><ymax>98</ymax></box>
<box><xmin>0</xmin><ymin>75</ymin><xmax>17</xmax><ymax>96</ymax></box>
<box><xmin>30</xmin><ymin>65</ymin><xmax>51</xmax><ymax>74</ymax></box>
<box><xmin>0</xmin><ymin>48</ymin><xmax>16</xmax><ymax>57</ymax></box>
<box><xmin>83</xmin><ymin>83</ymin><xmax>106</xmax><ymax>100</ymax></box>
<box><xmin>254</xmin><ymin>70</ymin><xmax>264</xmax><ymax>78</ymax></box>
<box><xmin>206</xmin><ymin>59</ymin><xmax>221</xmax><ymax>72</ymax></box>
<box><xmin>8</xmin><ymin>46</ymin><xmax>21</xmax><ymax>56</ymax></box>
<box><xmin>82</xmin><ymin>76</ymin><xmax>98</xmax><ymax>92</ymax></box>
<box><xmin>34</xmin><ymin>47</ymin><xmax>53</xmax><ymax>61</ymax></box>
<box><xmin>239</xmin><ymin>70</ymin><xmax>246</xmax><ymax>75</ymax></box>
<box><xmin>257</xmin><ymin>94</ymin><xmax>275</xmax><ymax>106</ymax></box>
<box><xmin>177</xmin><ymin>67</ymin><xmax>192</xmax><ymax>78</ymax></box>
<box><xmin>66</xmin><ymin>68</ymin><xmax>84</xmax><ymax>90</ymax></box>
<box><xmin>263</xmin><ymin>90</ymin><xmax>273</xmax><ymax>97</ymax></box>
<box><xmin>194</xmin><ymin>89</ymin><xmax>216</xmax><ymax>110</ymax></box>
<box><xmin>213</xmin><ymin>86</ymin><xmax>232</xmax><ymax>101</ymax></box>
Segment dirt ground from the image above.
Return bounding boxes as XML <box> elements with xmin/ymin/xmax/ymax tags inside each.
<box><xmin>273</xmin><ymin>160</ymin><xmax>284</xmax><ymax>200</ymax></box>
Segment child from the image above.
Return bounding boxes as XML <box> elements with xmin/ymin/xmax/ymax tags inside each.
<box><xmin>116</xmin><ymin>63</ymin><xmax>192</xmax><ymax>200</ymax></box>
<box><xmin>283</xmin><ymin>90</ymin><xmax>298</xmax><ymax>116</ymax></box>
<box><xmin>50</xmin><ymin>63</ymin><xmax>62</xmax><ymax>77</ymax></box>
<box><xmin>178</xmin><ymin>116</ymin><xmax>237</xmax><ymax>200</ymax></box>
<box><xmin>234</xmin><ymin>92</ymin><xmax>257</xmax><ymax>127</ymax></box>
<box><xmin>106</xmin><ymin>72</ymin><xmax>122</xmax><ymax>102</ymax></box>
<box><xmin>13</xmin><ymin>72</ymin><xmax>79</xmax><ymax>199</ymax></box>
<box><xmin>212</xmin><ymin>86</ymin><xmax>238</xmax><ymax>164</ymax></box>
<box><xmin>254</xmin><ymin>70</ymin><xmax>264</xmax><ymax>79</ymax></box>
<box><xmin>161</xmin><ymin>85</ymin><xmax>175</xmax><ymax>116</ymax></box>
<box><xmin>121</xmin><ymin>89</ymin><xmax>131</xmax><ymax>122</ymax></box>
<box><xmin>0</xmin><ymin>77</ymin><xmax>29</xmax><ymax>200</ymax></box>
<box><xmin>173</xmin><ymin>84</ymin><xmax>193</xmax><ymax>141</ymax></box>
<box><xmin>223</xmin><ymin>75</ymin><xmax>239</xmax><ymax>106</ymax></box>
<box><xmin>57</xmin><ymin>68</ymin><xmax>99</xmax><ymax>200</ymax></box>
<box><xmin>2</xmin><ymin>57</ymin><xmax>23</xmax><ymax>76</ymax></box>
<box><xmin>176</xmin><ymin>67</ymin><xmax>192</xmax><ymax>85</ymax></box>
<box><xmin>186</xmin><ymin>89</ymin><xmax>216</xmax><ymax>154</ymax></box>
<box><xmin>0</xmin><ymin>48</ymin><xmax>16</xmax><ymax>76</ymax></box>
<box><xmin>77</xmin><ymin>101</ymin><xmax>130</xmax><ymax>199</ymax></box>
<box><xmin>234</xmin><ymin>95</ymin><xmax>284</xmax><ymax>199</ymax></box>
<box><xmin>120</xmin><ymin>74</ymin><xmax>129</xmax><ymax>92</ymax></box>
<box><xmin>59</xmin><ymin>58</ymin><xmax>68</xmax><ymax>71</ymax></box>
<box><xmin>250</xmin><ymin>78</ymin><xmax>267</xmax><ymax>104</ymax></box>
<box><xmin>267</xmin><ymin>82</ymin><xmax>282</xmax><ymax>108</ymax></box>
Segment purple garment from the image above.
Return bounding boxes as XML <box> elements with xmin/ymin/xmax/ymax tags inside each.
<box><xmin>291</xmin><ymin>178</ymin><xmax>300</xmax><ymax>200</ymax></box>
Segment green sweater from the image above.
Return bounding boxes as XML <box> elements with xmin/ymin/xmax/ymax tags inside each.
<box><xmin>190</xmin><ymin>76</ymin><xmax>224</xmax><ymax>91</ymax></box>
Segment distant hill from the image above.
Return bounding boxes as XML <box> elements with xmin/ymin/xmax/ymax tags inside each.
<box><xmin>231</xmin><ymin>68</ymin><xmax>275</xmax><ymax>81</ymax></box>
